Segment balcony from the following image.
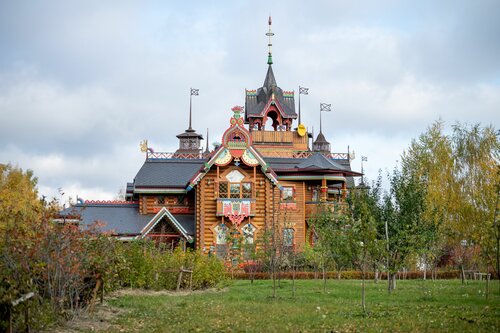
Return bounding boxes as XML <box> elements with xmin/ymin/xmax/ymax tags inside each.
<box><xmin>216</xmin><ymin>198</ymin><xmax>256</xmax><ymax>217</ymax></box>
<box><xmin>305</xmin><ymin>201</ymin><xmax>348</xmax><ymax>219</ymax></box>
<box><xmin>251</xmin><ymin>130</ymin><xmax>308</xmax><ymax>150</ymax></box>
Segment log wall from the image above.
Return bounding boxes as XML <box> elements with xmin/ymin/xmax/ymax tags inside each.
<box><xmin>139</xmin><ymin>194</ymin><xmax>194</xmax><ymax>215</ymax></box>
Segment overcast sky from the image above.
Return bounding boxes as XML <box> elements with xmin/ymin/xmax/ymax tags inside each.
<box><xmin>1</xmin><ymin>0</ymin><xmax>499</xmax><ymax>203</ymax></box>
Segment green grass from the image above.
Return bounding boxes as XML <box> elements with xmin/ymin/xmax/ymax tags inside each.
<box><xmin>103</xmin><ymin>279</ymin><xmax>499</xmax><ymax>332</ymax></box>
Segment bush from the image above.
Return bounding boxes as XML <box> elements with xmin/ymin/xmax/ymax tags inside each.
<box><xmin>115</xmin><ymin>242</ymin><xmax>228</xmax><ymax>290</ymax></box>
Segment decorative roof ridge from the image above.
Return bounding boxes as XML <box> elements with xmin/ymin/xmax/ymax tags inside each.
<box><xmin>146</xmin><ymin>151</ymin><xmax>213</xmax><ymax>160</ymax></box>
<box><xmin>82</xmin><ymin>200</ymin><xmax>139</xmax><ymax>205</ymax></box>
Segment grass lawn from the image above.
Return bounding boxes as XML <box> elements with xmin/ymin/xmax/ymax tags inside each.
<box><xmin>93</xmin><ymin>279</ymin><xmax>498</xmax><ymax>332</ymax></box>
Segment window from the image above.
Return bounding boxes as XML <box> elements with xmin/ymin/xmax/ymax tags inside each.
<box><xmin>312</xmin><ymin>187</ymin><xmax>319</xmax><ymax>202</ymax></box>
<box><xmin>219</xmin><ymin>181</ymin><xmax>252</xmax><ymax>199</ymax></box>
<box><xmin>281</xmin><ymin>187</ymin><xmax>295</xmax><ymax>202</ymax></box>
<box><xmin>283</xmin><ymin>228</ymin><xmax>294</xmax><ymax>253</ymax></box>
<box><xmin>218</xmin><ymin>169</ymin><xmax>253</xmax><ymax>199</ymax></box>
<box><xmin>219</xmin><ymin>182</ymin><xmax>229</xmax><ymax>198</ymax></box>
<box><xmin>230</xmin><ymin>183</ymin><xmax>240</xmax><ymax>198</ymax></box>
<box><xmin>214</xmin><ymin>223</ymin><xmax>229</xmax><ymax>259</ymax></box>
<box><xmin>283</xmin><ymin>228</ymin><xmax>294</xmax><ymax>247</ymax></box>
<box><xmin>157</xmin><ymin>196</ymin><xmax>165</xmax><ymax>205</ymax></box>
<box><xmin>242</xmin><ymin>183</ymin><xmax>252</xmax><ymax>198</ymax></box>
<box><xmin>242</xmin><ymin>223</ymin><xmax>256</xmax><ymax>260</ymax></box>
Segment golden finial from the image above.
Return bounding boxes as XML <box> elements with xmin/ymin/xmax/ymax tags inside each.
<box><xmin>140</xmin><ymin>139</ymin><xmax>148</xmax><ymax>153</ymax></box>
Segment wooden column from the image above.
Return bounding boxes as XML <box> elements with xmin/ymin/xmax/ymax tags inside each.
<box><xmin>200</xmin><ymin>179</ymin><xmax>205</xmax><ymax>251</ymax></box>
<box><xmin>320</xmin><ymin>178</ymin><xmax>328</xmax><ymax>202</ymax></box>
<box><xmin>342</xmin><ymin>181</ymin><xmax>347</xmax><ymax>200</ymax></box>
<box><xmin>302</xmin><ymin>181</ymin><xmax>306</xmax><ymax>251</ymax></box>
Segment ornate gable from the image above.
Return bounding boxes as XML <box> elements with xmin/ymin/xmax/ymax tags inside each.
<box><xmin>186</xmin><ymin>106</ymin><xmax>281</xmax><ymax>190</ymax></box>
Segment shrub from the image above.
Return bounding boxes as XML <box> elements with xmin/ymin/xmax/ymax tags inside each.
<box><xmin>114</xmin><ymin>242</ymin><xmax>228</xmax><ymax>290</ymax></box>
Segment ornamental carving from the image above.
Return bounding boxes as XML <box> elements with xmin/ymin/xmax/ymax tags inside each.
<box><xmin>214</xmin><ymin>148</ymin><xmax>232</xmax><ymax>166</ymax></box>
<box><xmin>241</xmin><ymin>150</ymin><xmax>259</xmax><ymax>166</ymax></box>
<box><xmin>222</xmin><ymin>200</ymin><xmax>251</xmax><ymax>226</ymax></box>
<box><xmin>219</xmin><ymin>106</ymin><xmax>254</xmax><ymax>165</ymax></box>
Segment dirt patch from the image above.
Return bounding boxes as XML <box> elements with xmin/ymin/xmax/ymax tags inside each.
<box><xmin>47</xmin><ymin>288</ymin><xmax>227</xmax><ymax>332</ymax></box>
<box><xmin>47</xmin><ymin>303</ymin><xmax>126</xmax><ymax>333</ymax></box>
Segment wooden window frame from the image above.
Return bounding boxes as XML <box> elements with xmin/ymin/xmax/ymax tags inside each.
<box><xmin>281</xmin><ymin>186</ymin><xmax>296</xmax><ymax>203</ymax></box>
<box><xmin>283</xmin><ymin>228</ymin><xmax>295</xmax><ymax>253</ymax></box>
<box><xmin>217</xmin><ymin>167</ymin><xmax>254</xmax><ymax>199</ymax></box>
<box><xmin>219</xmin><ymin>181</ymin><xmax>253</xmax><ymax>199</ymax></box>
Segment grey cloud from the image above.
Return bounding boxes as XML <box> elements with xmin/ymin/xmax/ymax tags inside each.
<box><xmin>0</xmin><ymin>0</ymin><xmax>498</xmax><ymax>201</ymax></box>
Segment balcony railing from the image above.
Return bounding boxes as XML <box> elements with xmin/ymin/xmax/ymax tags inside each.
<box><xmin>305</xmin><ymin>201</ymin><xmax>348</xmax><ymax>219</ymax></box>
<box><xmin>216</xmin><ymin>198</ymin><xmax>256</xmax><ymax>217</ymax></box>
<box><xmin>145</xmin><ymin>150</ymin><xmax>349</xmax><ymax>160</ymax></box>
<box><xmin>259</xmin><ymin>151</ymin><xmax>349</xmax><ymax>159</ymax></box>
<box><xmin>146</xmin><ymin>151</ymin><xmax>213</xmax><ymax>159</ymax></box>
<box><xmin>251</xmin><ymin>131</ymin><xmax>299</xmax><ymax>144</ymax></box>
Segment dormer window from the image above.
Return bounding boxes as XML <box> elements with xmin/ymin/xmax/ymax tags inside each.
<box><xmin>218</xmin><ymin>169</ymin><xmax>253</xmax><ymax>199</ymax></box>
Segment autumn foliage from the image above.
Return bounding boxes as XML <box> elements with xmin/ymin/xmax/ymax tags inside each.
<box><xmin>0</xmin><ymin>164</ymin><xmax>227</xmax><ymax>331</ymax></box>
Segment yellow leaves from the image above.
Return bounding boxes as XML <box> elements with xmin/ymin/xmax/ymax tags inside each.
<box><xmin>402</xmin><ymin>121</ymin><xmax>499</xmax><ymax>253</ymax></box>
<box><xmin>0</xmin><ymin>164</ymin><xmax>43</xmax><ymax>238</ymax></box>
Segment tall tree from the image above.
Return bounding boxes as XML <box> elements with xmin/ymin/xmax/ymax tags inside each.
<box><xmin>402</xmin><ymin>121</ymin><xmax>454</xmax><ymax>277</ymax></box>
<box><xmin>348</xmin><ymin>186</ymin><xmax>383</xmax><ymax>312</ymax></box>
<box><xmin>451</xmin><ymin>124</ymin><xmax>499</xmax><ymax>275</ymax></box>
<box><xmin>400</xmin><ymin>121</ymin><xmax>499</xmax><ymax>279</ymax></box>
<box><xmin>383</xmin><ymin>166</ymin><xmax>429</xmax><ymax>291</ymax></box>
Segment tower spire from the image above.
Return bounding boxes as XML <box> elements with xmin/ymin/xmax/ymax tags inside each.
<box><xmin>205</xmin><ymin>128</ymin><xmax>210</xmax><ymax>154</ymax></box>
<box><xmin>266</xmin><ymin>16</ymin><xmax>274</xmax><ymax>65</ymax></box>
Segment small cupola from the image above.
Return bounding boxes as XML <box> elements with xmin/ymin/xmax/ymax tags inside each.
<box><xmin>175</xmin><ymin>88</ymin><xmax>203</xmax><ymax>154</ymax></box>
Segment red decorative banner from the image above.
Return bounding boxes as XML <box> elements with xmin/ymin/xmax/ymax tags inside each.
<box><xmin>222</xmin><ymin>200</ymin><xmax>251</xmax><ymax>226</ymax></box>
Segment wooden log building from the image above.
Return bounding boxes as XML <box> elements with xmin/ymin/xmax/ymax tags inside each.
<box><xmin>60</xmin><ymin>18</ymin><xmax>362</xmax><ymax>257</ymax></box>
